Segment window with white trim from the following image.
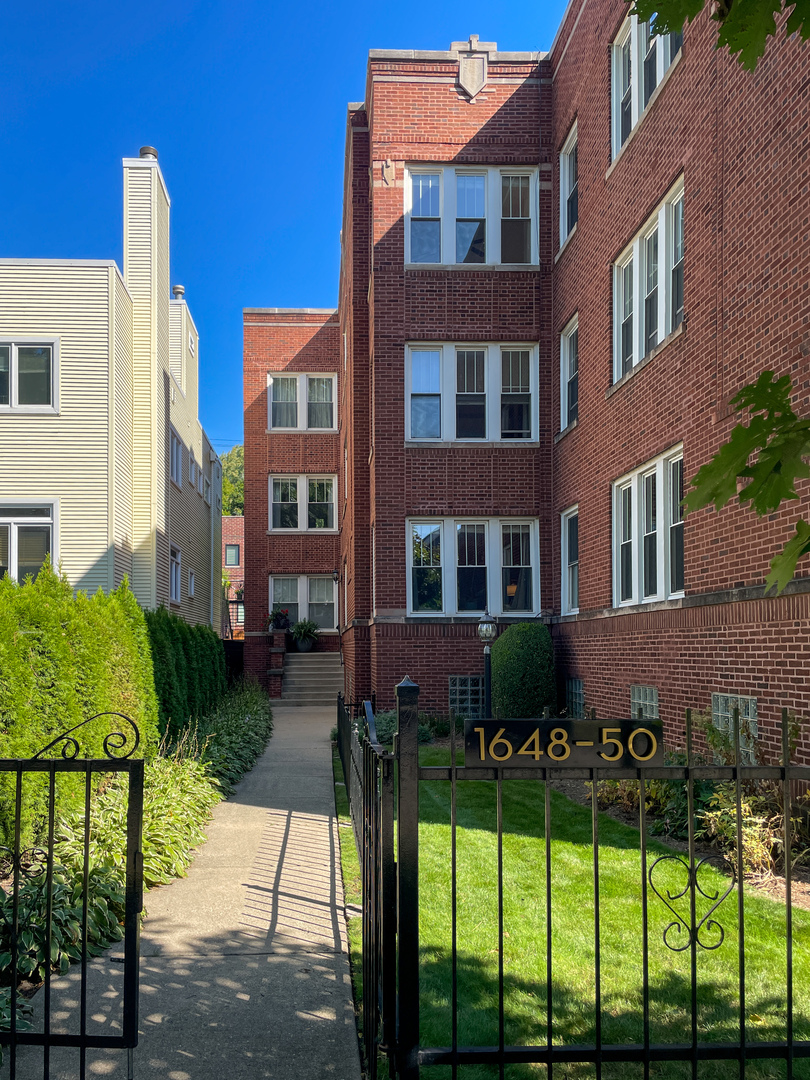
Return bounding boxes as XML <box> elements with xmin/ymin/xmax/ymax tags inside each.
<box><xmin>270</xmin><ymin>575</ymin><xmax>336</xmax><ymax>629</ymax></box>
<box><xmin>197</xmin><ymin>468</ymin><xmax>204</xmax><ymax>496</ymax></box>
<box><xmin>711</xmin><ymin>693</ymin><xmax>758</xmax><ymax>765</ymax></box>
<box><xmin>449</xmin><ymin>675</ymin><xmax>484</xmax><ymax>721</ymax></box>
<box><xmin>611</xmin><ymin>16</ymin><xmax>682</xmax><ymax>159</ymax></box>
<box><xmin>566</xmin><ymin>678</ymin><xmax>586</xmax><ymax>719</ymax></box>
<box><xmin>408</xmin><ymin>518</ymin><xmax>539</xmax><ymax>616</ymax></box>
<box><xmin>170</xmin><ymin>430</ymin><xmax>183</xmax><ymax>487</ymax></box>
<box><xmin>406</xmin><ymin>344</ymin><xmax>537</xmax><ymax>442</ymax></box>
<box><xmin>559</xmin><ymin>123</ymin><xmax>578</xmax><ymax>244</ymax></box>
<box><xmin>613</xmin><ymin>180</ymin><xmax>684</xmax><ymax>381</ymax></box>
<box><xmin>630</xmin><ymin>684</ymin><xmax>659</xmax><ymax>720</ymax></box>
<box><xmin>269</xmin><ymin>476</ymin><xmax>336</xmax><ymax>532</ymax></box>
<box><xmin>188</xmin><ymin>570</ymin><xmax>195</xmax><ymax>598</ymax></box>
<box><xmin>561</xmin><ymin>506</ymin><xmax>579</xmax><ymax>615</ymax></box>
<box><xmin>405</xmin><ymin>167</ymin><xmax>539</xmax><ymax>266</ymax></box>
<box><xmin>204</xmin><ymin>476</ymin><xmax>212</xmax><ymax>505</ymax></box>
<box><xmin>0</xmin><ymin>341</ymin><xmax>56</xmax><ymax>412</ymax></box>
<box><xmin>612</xmin><ymin>447</ymin><xmax>684</xmax><ymax>606</ymax></box>
<box><xmin>560</xmin><ymin>316</ymin><xmax>578</xmax><ymax>429</ymax></box>
<box><xmin>170</xmin><ymin>547</ymin><xmax>181</xmax><ymax>602</ymax></box>
<box><xmin>0</xmin><ymin>504</ymin><xmax>53</xmax><ymax>582</ymax></box>
<box><xmin>267</xmin><ymin>373</ymin><xmax>337</xmax><ymax>431</ymax></box>
<box><xmin>189</xmin><ymin>451</ymin><xmax>197</xmax><ymax>487</ymax></box>
<box><xmin>235</xmin><ymin>602</ymin><xmax>244</xmax><ymax>625</ymax></box>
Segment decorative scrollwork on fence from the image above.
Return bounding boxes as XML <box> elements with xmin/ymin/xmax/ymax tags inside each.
<box><xmin>0</xmin><ymin>846</ymin><xmax>49</xmax><ymax>882</ymax></box>
<box><xmin>649</xmin><ymin>853</ymin><xmax>736</xmax><ymax>952</ymax></box>
<box><xmin>31</xmin><ymin>712</ymin><xmax>140</xmax><ymax>761</ymax></box>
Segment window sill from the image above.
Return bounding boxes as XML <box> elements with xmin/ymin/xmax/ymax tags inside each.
<box><xmin>404</xmin><ymin>263</ymin><xmax>540</xmax><ymax>273</ymax></box>
<box><xmin>605</xmin><ymin>322</ymin><xmax>684</xmax><ymax>399</ymax></box>
<box><xmin>405</xmin><ymin>439</ymin><xmax>538</xmax><ymax>448</ymax></box>
<box><xmin>0</xmin><ymin>407</ymin><xmax>60</xmax><ymax>416</ymax></box>
<box><xmin>170</xmin><ymin>478</ymin><xmax>182</xmax><ymax>490</ymax></box>
<box><xmin>555</xmin><ymin>223</ymin><xmax>577</xmax><ymax>264</ymax></box>
<box><xmin>266</xmin><ymin>529</ymin><xmax>339</xmax><ymax>535</ymax></box>
<box><xmin>265</xmin><ymin>428</ymin><xmax>338</xmax><ymax>435</ymax></box>
<box><xmin>554</xmin><ymin>418</ymin><xmax>578</xmax><ymax>444</ymax></box>
<box><xmin>606</xmin><ymin>49</ymin><xmax>682</xmax><ymax>179</ymax></box>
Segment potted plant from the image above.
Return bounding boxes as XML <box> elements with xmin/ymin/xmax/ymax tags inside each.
<box><xmin>290</xmin><ymin>618</ymin><xmax>320</xmax><ymax>652</ymax></box>
<box><xmin>266</xmin><ymin>604</ymin><xmax>291</xmax><ymax>631</ymax></box>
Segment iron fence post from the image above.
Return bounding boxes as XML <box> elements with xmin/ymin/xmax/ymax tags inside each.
<box><xmin>396</xmin><ymin>676</ymin><xmax>420</xmax><ymax>1079</ymax></box>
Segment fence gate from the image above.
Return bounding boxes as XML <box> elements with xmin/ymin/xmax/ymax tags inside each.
<box><xmin>339</xmin><ymin>679</ymin><xmax>810</xmax><ymax>1079</ymax></box>
<box><xmin>0</xmin><ymin>714</ymin><xmax>143</xmax><ymax>1079</ymax></box>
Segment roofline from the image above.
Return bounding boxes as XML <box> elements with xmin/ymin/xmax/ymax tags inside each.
<box><xmin>243</xmin><ymin>307</ymin><xmax>338</xmax><ymax>315</ymax></box>
<box><xmin>548</xmin><ymin>0</ymin><xmax>586</xmax><ymax>67</ymax></box>
<box><xmin>367</xmin><ymin>48</ymin><xmax>544</xmax><ymax>62</ymax></box>
<box><xmin>0</xmin><ymin>258</ymin><xmax>133</xmax><ymax>301</ymax></box>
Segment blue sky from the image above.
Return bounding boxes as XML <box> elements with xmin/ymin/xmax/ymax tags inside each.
<box><xmin>1</xmin><ymin>0</ymin><xmax>569</xmax><ymax>455</ymax></box>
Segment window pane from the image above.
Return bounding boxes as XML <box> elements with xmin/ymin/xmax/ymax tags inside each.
<box><xmin>567</xmin><ymin>329</ymin><xmax>578</xmax><ymax>425</ymax></box>
<box><xmin>620</xmin><ymin>38</ymin><xmax>632</xmax><ymax>144</ymax></box>
<box><xmin>225</xmin><ymin>544</ymin><xmax>240</xmax><ymax>566</ymax></box>
<box><xmin>308</xmin><ymin>400</ymin><xmax>333</xmax><ymax>428</ymax></box>
<box><xmin>309</xmin><ymin>577</ymin><xmax>335</xmax><ymax>628</ymax></box>
<box><xmin>502</xmin><ymin>524</ymin><xmax>531</xmax><ymax>611</ymax></box>
<box><xmin>643</xmin><ymin>473</ymin><xmax>657</xmax><ymax>597</ymax></box>
<box><xmin>566</xmin><ymin>145</ymin><xmax>579</xmax><ymax>232</ymax></box>
<box><xmin>668</xmin><ymin>28</ymin><xmax>683</xmax><ymax>59</ymax></box>
<box><xmin>0</xmin><ymin>506</ymin><xmax>51</xmax><ymax>518</ymax></box>
<box><xmin>411</xmin><ymin>220</ymin><xmax>441</xmax><ymax>263</ymax></box>
<box><xmin>457</xmin><ymin>175</ymin><xmax>485</xmax><ymax>217</ymax></box>
<box><xmin>236</xmin><ymin>603</ymin><xmax>245</xmax><ymax>625</ymax></box>
<box><xmin>670</xmin><ymin>458</ymin><xmax>685</xmax><ymax>592</ymax></box>
<box><xmin>412</xmin><ymin>396</ymin><xmax>441</xmax><ymax>439</ymax></box>
<box><xmin>456</xmin><ymin>351</ymin><xmax>486</xmax><ymax>439</ymax></box>
<box><xmin>0</xmin><ymin>525</ymin><xmax>7</xmax><ymax>578</ymax></box>
<box><xmin>457</xmin><ymin>524</ymin><xmax>487</xmax><ymax>611</ymax></box>
<box><xmin>412</xmin><ymin>174</ymin><xmax>440</xmax><ymax>217</ymax></box>
<box><xmin>18</xmin><ymin>526</ymin><xmax>50</xmax><ymax>581</ymax></box>
<box><xmin>0</xmin><ymin>346</ymin><xmax>8</xmax><ymax>406</ymax></box>
<box><xmin>308</xmin><ymin>479</ymin><xmax>334</xmax><ymax>529</ymax></box>
<box><xmin>18</xmin><ymin>347</ymin><xmax>51</xmax><ymax>406</ymax></box>
<box><xmin>501</xmin><ymin>219</ymin><xmax>531</xmax><ymax>263</ymax></box>
<box><xmin>272</xmin><ymin>479</ymin><xmax>298</xmax><ymax>529</ymax></box>
<box><xmin>501</xmin><ymin>176</ymin><xmax>529</xmax><ymax>218</ymax></box>
<box><xmin>412</xmin><ymin>351</ymin><xmax>441</xmax><ymax>393</ymax></box>
<box><xmin>620</xmin><ymin>486</ymin><xmax>633</xmax><ymax>601</ymax></box>
<box><xmin>456</xmin><ymin>220</ymin><xmax>486</xmax><ymax>264</ymax></box>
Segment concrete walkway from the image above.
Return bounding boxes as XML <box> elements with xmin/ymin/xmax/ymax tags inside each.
<box><xmin>17</xmin><ymin>706</ymin><xmax>363</xmax><ymax>1080</ymax></box>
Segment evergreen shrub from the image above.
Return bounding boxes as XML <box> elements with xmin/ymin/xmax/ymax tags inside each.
<box><xmin>491</xmin><ymin>622</ymin><xmax>556</xmax><ymax>719</ymax></box>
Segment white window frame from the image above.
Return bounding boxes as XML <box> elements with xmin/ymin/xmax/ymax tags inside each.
<box><xmin>561</xmin><ymin>505</ymin><xmax>579</xmax><ymax>615</ymax></box>
<box><xmin>612</xmin><ymin>445</ymin><xmax>684</xmax><ymax>607</ymax></box>
<box><xmin>269</xmin><ymin>574</ymin><xmax>337</xmax><ymax>629</ymax></box>
<box><xmin>612</xmin><ymin>178</ymin><xmax>685</xmax><ymax>382</ymax></box>
<box><xmin>170</xmin><ymin>429</ymin><xmax>183</xmax><ymax>488</ymax></box>
<box><xmin>268</xmin><ymin>475</ymin><xmax>338</xmax><ymax>533</ymax></box>
<box><xmin>560</xmin><ymin>316</ymin><xmax>579</xmax><ymax>430</ymax></box>
<box><xmin>404</xmin><ymin>166</ymin><xmax>540</xmax><ymax>266</ymax></box>
<box><xmin>630</xmin><ymin>684</ymin><xmax>659</xmax><ymax>720</ymax></box>
<box><xmin>267</xmin><ymin>373</ymin><xmax>337</xmax><ymax>432</ymax></box>
<box><xmin>406</xmin><ymin>517</ymin><xmax>540</xmax><ymax>617</ymax></box>
<box><xmin>197</xmin><ymin>468</ymin><xmax>204</xmax><ymax>496</ymax></box>
<box><xmin>0</xmin><ymin>499</ymin><xmax>57</xmax><ymax>581</ymax></box>
<box><xmin>188</xmin><ymin>570</ymin><xmax>195</xmax><ymax>598</ymax></box>
<box><xmin>170</xmin><ymin>546</ymin><xmax>182</xmax><ymax>603</ymax></box>
<box><xmin>559</xmin><ymin>122</ymin><xmax>578</xmax><ymax>245</ymax></box>
<box><xmin>611</xmin><ymin>15</ymin><xmax>683</xmax><ymax>160</ymax></box>
<box><xmin>405</xmin><ymin>343</ymin><xmax>538</xmax><ymax>443</ymax></box>
<box><xmin>0</xmin><ymin>339</ymin><xmax>59</xmax><ymax>414</ymax></box>
<box><xmin>189</xmin><ymin>451</ymin><xmax>197</xmax><ymax>487</ymax></box>
<box><xmin>204</xmin><ymin>476</ymin><xmax>212</xmax><ymax>505</ymax></box>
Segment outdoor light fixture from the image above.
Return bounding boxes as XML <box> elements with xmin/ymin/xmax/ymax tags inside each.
<box><xmin>477</xmin><ymin>612</ymin><xmax>497</xmax><ymax>718</ymax></box>
<box><xmin>333</xmin><ymin>570</ymin><xmax>340</xmax><ymax>584</ymax></box>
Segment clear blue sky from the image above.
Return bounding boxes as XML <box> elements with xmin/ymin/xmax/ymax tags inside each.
<box><xmin>1</xmin><ymin>0</ymin><xmax>569</xmax><ymax>456</ymax></box>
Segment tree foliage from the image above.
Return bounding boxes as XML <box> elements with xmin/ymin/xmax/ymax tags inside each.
<box><xmin>221</xmin><ymin>444</ymin><xmax>244</xmax><ymax>516</ymax></box>
<box><xmin>683</xmin><ymin>370</ymin><xmax>810</xmax><ymax>594</ymax></box>
<box><xmin>631</xmin><ymin>0</ymin><xmax>810</xmax><ymax>70</ymax></box>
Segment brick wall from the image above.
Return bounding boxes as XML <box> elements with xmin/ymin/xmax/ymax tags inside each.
<box><xmin>222</xmin><ymin>514</ymin><xmax>244</xmax><ymax>638</ymax></box>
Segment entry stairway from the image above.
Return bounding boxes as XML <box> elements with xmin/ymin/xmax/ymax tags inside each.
<box><xmin>280</xmin><ymin>650</ymin><xmax>344</xmax><ymax>707</ymax></box>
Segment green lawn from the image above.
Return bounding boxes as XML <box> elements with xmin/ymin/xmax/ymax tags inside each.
<box><xmin>417</xmin><ymin>745</ymin><xmax>810</xmax><ymax>1080</ymax></box>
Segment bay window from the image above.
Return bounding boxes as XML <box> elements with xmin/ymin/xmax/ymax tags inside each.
<box><xmin>405</xmin><ymin>166</ymin><xmax>539</xmax><ymax>265</ymax></box>
<box><xmin>407</xmin><ymin>343</ymin><xmax>537</xmax><ymax>442</ymax></box>
<box><xmin>408</xmin><ymin>518</ymin><xmax>539</xmax><ymax>616</ymax></box>
<box><xmin>612</xmin><ymin>447</ymin><xmax>684</xmax><ymax>606</ymax></box>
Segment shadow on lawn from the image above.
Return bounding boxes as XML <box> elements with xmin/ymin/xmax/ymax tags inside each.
<box><xmin>417</xmin><ymin>949</ymin><xmax>810</xmax><ymax>1080</ymax></box>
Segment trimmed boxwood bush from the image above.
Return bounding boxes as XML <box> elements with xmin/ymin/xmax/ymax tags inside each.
<box><xmin>491</xmin><ymin>622</ymin><xmax>556</xmax><ymax>718</ymax></box>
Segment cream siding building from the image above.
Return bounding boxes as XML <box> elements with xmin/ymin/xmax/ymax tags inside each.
<box><xmin>0</xmin><ymin>147</ymin><xmax>221</xmax><ymax>629</ymax></box>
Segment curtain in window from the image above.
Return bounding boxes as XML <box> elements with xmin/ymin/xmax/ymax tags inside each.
<box><xmin>307</xmin><ymin>378</ymin><xmax>333</xmax><ymax>428</ymax></box>
<box><xmin>271</xmin><ymin>378</ymin><xmax>297</xmax><ymax>428</ymax></box>
<box><xmin>309</xmin><ymin>577</ymin><xmax>335</xmax><ymax>628</ymax></box>
<box><xmin>273</xmin><ymin>577</ymin><xmax>299</xmax><ymax>623</ymax></box>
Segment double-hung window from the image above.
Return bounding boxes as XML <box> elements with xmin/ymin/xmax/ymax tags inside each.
<box><xmin>0</xmin><ymin>503</ymin><xmax>54</xmax><ymax>582</ymax></box>
<box><xmin>612</xmin><ymin>446</ymin><xmax>684</xmax><ymax>606</ymax></box>
<box><xmin>0</xmin><ymin>341</ymin><xmax>57</xmax><ymax>412</ymax></box>
<box><xmin>613</xmin><ymin>179</ymin><xmax>684</xmax><ymax>381</ymax></box>
<box><xmin>560</xmin><ymin>317</ymin><xmax>579</xmax><ymax>428</ymax></box>
<box><xmin>270</xmin><ymin>575</ymin><xmax>336</xmax><ymax>629</ymax></box>
<box><xmin>561</xmin><ymin>507</ymin><xmax>579</xmax><ymax>614</ymax></box>
<box><xmin>269</xmin><ymin>476</ymin><xmax>336</xmax><ymax>532</ymax></box>
<box><xmin>407</xmin><ymin>344</ymin><xmax>537</xmax><ymax>442</ymax></box>
<box><xmin>170</xmin><ymin>547</ymin><xmax>181</xmax><ymax>602</ymax></box>
<box><xmin>170</xmin><ymin>430</ymin><xmax>183</xmax><ymax>487</ymax></box>
<box><xmin>612</xmin><ymin>16</ymin><xmax>682</xmax><ymax>158</ymax></box>
<box><xmin>559</xmin><ymin>123</ymin><xmax>578</xmax><ymax>244</ymax></box>
<box><xmin>189</xmin><ymin>451</ymin><xmax>197</xmax><ymax>488</ymax></box>
<box><xmin>408</xmin><ymin>518</ymin><xmax>539</xmax><ymax>617</ymax></box>
<box><xmin>268</xmin><ymin>373</ymin><xmax>337</xmax><ymax>431</ymax></box>
<box><xmin>405</xmin><ymin>167</ymin><xmax>538</xmax><ymax>265</ymax></box>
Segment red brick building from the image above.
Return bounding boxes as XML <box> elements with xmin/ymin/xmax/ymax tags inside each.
<box><xmin>245</xmin><ymin>19</ymin><xmax>810</xmax><ymax>760</ymax></box>
<box><xmin>222</xmin><ymin>515</ymin><xmax>245</xmax><ymax>638</ymax></box>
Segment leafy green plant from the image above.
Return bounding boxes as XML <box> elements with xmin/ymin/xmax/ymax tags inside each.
<box><xmin>491</xmin><ymin>622</ymin><xmax>555</xmax><ymax>719</ymax></box>
<box><xmin>290</xmin><ymin>619</ymin><xmax>320</xmax><ymax>642</ymax></box>
<box><xmin>364</xmin><ymin>709</ymin><xmax>433</xmax><ymax>746</ymax></box>
<box><xmin>683</xmin><ymin>370</ymin><xmax>810</xmax><ymax>593</ymax></box>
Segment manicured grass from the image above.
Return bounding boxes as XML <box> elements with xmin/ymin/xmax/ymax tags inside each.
<box><xmin>417</xmin><ymin>745</ymin><xmax>810</xmax><ymax>1080</ymax></box>
<box><xmin>331</xmin><ymin>747</ymin><xmax>364</xmax><ymax>1044</ymax></box>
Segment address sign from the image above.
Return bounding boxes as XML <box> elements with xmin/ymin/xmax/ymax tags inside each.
<box><xmin>464</xmin><ymin>719</ymin><xmax>665</xmax><ymax>768</ymax></box>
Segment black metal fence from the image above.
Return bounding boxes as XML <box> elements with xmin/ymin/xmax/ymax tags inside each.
<box><xmin>0</xmin><ymin>714</ymin><xmax>143</xmax><ymax>1080</ymax></box>
<box><xmin>338</xmin><ymin>678</ymin><xmax>810</xmax><ymax>1079</ymax></box>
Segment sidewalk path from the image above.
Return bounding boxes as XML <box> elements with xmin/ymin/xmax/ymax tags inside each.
<box><xmin>18</xmin><ymin>705</ymin><xmax>363</xmax><ymax>1080</ymax></box>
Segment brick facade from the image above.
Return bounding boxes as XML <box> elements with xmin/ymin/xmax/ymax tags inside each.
<box><xmin>244</xmin><ymin>23</ymin><xmax>810</xmax><ymax>760</ymax></box>
<box><xmin>222</xmin><ymin>515</ymin><xmax>244</xmax><ymax>639</ymax></box>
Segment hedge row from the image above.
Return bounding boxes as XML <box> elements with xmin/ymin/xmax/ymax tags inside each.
<box><xmin>0</xmin><ymin>564</ymin><xmax>161</xmax><ymax>846</ymax></box>
<box><xmin>143</xmin><ymin>606</ymin><xmax>227</xmax><ymax>740</ymax></box>
<box><xmin>491</xmin><ymin>622</ymin><xmax>556</xmax><ymax>719</ymax></box>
